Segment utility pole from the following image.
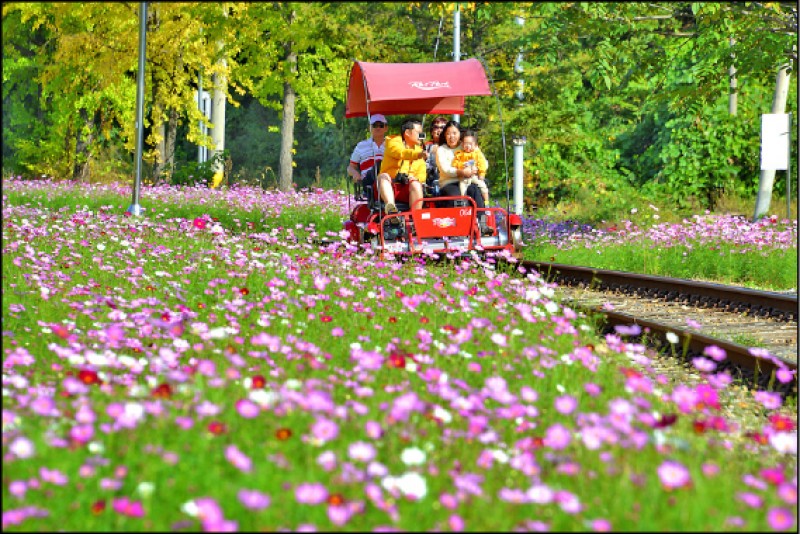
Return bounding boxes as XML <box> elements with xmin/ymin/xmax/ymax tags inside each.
<box><xmin>128</xmin><ymin>2</ymin><xmax>147</xmax><ymax>216</ymax></box>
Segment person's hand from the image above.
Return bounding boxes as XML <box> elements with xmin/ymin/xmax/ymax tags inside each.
<box><xmin>417</xmin><ymin>149</ymin><xmax>427</xmax><ymax>160</ymax></box>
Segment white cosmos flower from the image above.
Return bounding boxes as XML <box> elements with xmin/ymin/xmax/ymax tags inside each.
<box><xmin>544</xmin><ymin>301</ymin><xmax>559</xmax><ymax>314</ymax></box>
<box><xmin>207</xmin><ymin>327</ymin><xmax>228</xmax><ymax>339</ymax></box>
<box><xmin>769</xmin><ymin>432</ymin><xmax>798</xmax><ymax>454</ymax></box>
<box><xmin>400</xmin><ymin>447</ymin><xmax>427</xmax><ymax>466</ymax></box>
<box><xmin>181</xmin><ymin>500</ymin><xmax>199</xmax><ymax>517</ymax></box>
<box><xmin>284</xmin><ymin>379</ymin><xmax>302</xmax><ymax>390</ymax></box>
<box><xmin>665</xmin><ymin>332</ymin><xmax>680</xmax><ymax>344</ymax></box>
<box><xmin>395</xmin><ymin>472</ymin><xmax>427</xmax><ymax>500</ymax></box>
<box><xmin>406</xmin><ymin>362</ymin><xmax>418</xmax><ymax>373</ymax></box>
<box><xmin>526</xmin><ymin>484</ymin><xmax>554</xmax><ymax>504</ymax></box>
<box><xmin>88</xmin><ymin>441</ymin><xmax>105</xmax><ymax>454</ymax></box>
<box><xmin>492</xmin><ymin>449</ymin><xmax>509</xmax><ymax>464</ymax></box>
<box><xmin>136</xmin><ymin>482</ymin><xmax>155</xmax><ymax>498</ymax></box>
<box><xmin>9</xmin><ymin>436</ymin><xmax>35</xmax><ymax>459</ymax></box>
<box><xmin>249</xmin><ymin>389</ymin><xmax>279</xmax><ymax>408</ymax></box>
<box><xmin>433</xmin><ymin>407</ymin><xmax>452</xmax><ymax>424</ymax></box>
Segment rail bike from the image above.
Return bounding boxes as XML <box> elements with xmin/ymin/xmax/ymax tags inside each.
<box><xmin>340</xmin><ymin>59</ymin><xmax>523</xmax><ymax>258</ymax></box>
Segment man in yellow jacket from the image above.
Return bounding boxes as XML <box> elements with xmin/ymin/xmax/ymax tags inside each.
<box><xmin>376</xmin><ymin>118</ymin><xmax>428</xmax><ymax>213</ymax></box>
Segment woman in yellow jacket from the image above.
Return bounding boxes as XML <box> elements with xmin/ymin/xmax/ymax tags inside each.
<box><xmin>376</xmin><ymin>118</ymin><xmax>428</xmax><ymax>213</ymax></box>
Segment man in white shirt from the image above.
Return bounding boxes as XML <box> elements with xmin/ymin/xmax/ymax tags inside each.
<box><xmin>347</xmin><ymin>114</ymin><xmax>388</xmax><ymax>189</ymax></box>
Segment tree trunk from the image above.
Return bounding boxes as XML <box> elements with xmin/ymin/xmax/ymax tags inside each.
<box><xmin>279</xmin><ymin>73</ymin><xmax>297</xmax><ymax>191</ymax></box>
<box><xmin>211</xmin><ymin>64</ymin><xmax>227</xmax><ymax>174</ymax></box>
<box><xmin>73</xmin><ymin>108</ymin><xmax>95</xmax><ymax>182</ymax></box>
<box><xmin>753</xmin><ymin>63</ymin><xmax>791</xmax><ymax>220</ymax></box>
<box><xmin>153</xmin><ymin>118</ymin><xmax>166</xmax><ymax>181</ymax></box>
<box><xmin>279</xmin><ymin>30</ymin><xmax>297</xmax><ymax>192</ymax></box>
<box><xmin>164</xmin><ymin>109</ymin><xmax>178</xmax><ymax>178</ymax></box>
<box><xmin>728</xmin><ymin>37</ymin><xmax>737</xmax><ymax>116</ymax></box>
<box><xmin>210</xmin><ymin>8</ymin><xmax>227</xmax><ymax>187</ymax></box>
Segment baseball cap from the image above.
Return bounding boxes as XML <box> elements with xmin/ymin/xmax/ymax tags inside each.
<box><xmin>370</xmin><ymin>114</ymin><xmax>387</xmax><ymax>125</ymax></box>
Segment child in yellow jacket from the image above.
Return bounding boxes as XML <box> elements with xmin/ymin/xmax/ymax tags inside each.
<box><xmin>451</xmin><ymin>129</ymin><xmax>489</xmax><ymax>203</ymax></box>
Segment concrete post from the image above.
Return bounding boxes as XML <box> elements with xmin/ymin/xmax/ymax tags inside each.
<box><xmin>753</xmin><ymin>63</ymin><xmax>792</xmax><ymax>220</ymax></box>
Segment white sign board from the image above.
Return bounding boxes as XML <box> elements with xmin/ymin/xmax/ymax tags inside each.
<box><xmin>760</xmin><ymin>114</ymin><xmax>790</xmax><ymax>170</ymax></box>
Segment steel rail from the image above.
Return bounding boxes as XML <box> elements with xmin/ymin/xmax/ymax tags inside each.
<box><xmin>598</xmin><ymin>309</ymin><xmax>797</xmax><ymax>374</ymax></box>
<box><xmin>521</xmin><ymin>260</ymin><xmax>798</xmax><ymax>317</ymax></box>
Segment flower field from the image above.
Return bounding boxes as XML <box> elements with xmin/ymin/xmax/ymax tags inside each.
<box><xmin>2</xmin><ymin>179</ymin><xmax>797</xmax><ymax>531</ymax></box>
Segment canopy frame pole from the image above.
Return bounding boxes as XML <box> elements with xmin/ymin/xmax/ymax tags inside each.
<box><xmin>360</xmin><ymin>64</ymin><xmax>383</xmax><ymax>221</ymax></box>
<box><xmin>478</xmin><ymin>56</ymin><xmax>510</xmax><ymax>216</ymax></box>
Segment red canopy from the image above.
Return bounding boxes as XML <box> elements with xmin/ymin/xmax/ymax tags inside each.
<box><xmin>345</xmin><ymin>58</ymin><xmax>492</xmax><ymax>118</ymax></box>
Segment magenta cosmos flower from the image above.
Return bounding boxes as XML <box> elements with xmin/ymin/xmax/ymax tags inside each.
<box><xmin>657</xmin><ymin>460</ymin><xmax>692</xmax><ymax>490</ymax></box>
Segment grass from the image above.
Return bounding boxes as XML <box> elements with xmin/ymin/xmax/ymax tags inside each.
<box><xmin>2</xmin><ymin>178</ymin><xmax>798</xmax><ymax>531</ymax></box>
<box><xmin>520</xmin><ymin>209</ymin><xmax>797</xmax><ymax>291</ymax></box>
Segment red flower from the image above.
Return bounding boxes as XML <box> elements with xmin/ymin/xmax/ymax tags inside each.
<box><xmin>388</xmin><ymin>317</ymin><xmax>397</xmax><ymax>323</ymax></box>
<box><xmin>654</xmin><ymin>413</ymin><xmax>678</xmax><ymax>428</ymax></box>
<box><xmin>151</xmin><ymin>383</ymin><xmax>173</xmax><ymax>399</ymax></box>
<box><xmin>768</xmin><ymin>414</ymin><xmax>796</xmax><ymax>432</ymax></box>
<box><xmin>388</xmin><ymin>352</ymin><xmax>406</xmax><ymax>368</ymax></box>
<box><xmin>78</xmin><ymin>369</ymin><xmax>100</xmax><ymax>385</ymax></box>
<box><xmin>693</xmin><ymin>419</ymin><xmax>708</xmax><ymax>434</ymax></box>
<box><xmin>53</xmin><ymin>324</ymin><xmax>71</xmax><ymax>339</ymax></box>
<box><xmin>620</xmin><ymin>367</ymin><xmax>641</xmax><ymax>379</ymax></box>
<box><xmin>161</xmin><ymin>312</ymin><xmax>171</xmax><ymax>321</ymax></box>
<box><xmin>275</xmin><ymin>428</ymin><xmax>292</xmax><ymax>441</ymax></box>
<box><xmin>207</xmin><ymin>421</ymin><xmax>227</xmax><ymax>435</ymax></box>
<box><xmin>327</xmin><ymin>493</ymin><xmax>346</xmax><ymax>506</ymax></box>
<box><xmin>320</xmin><ymin>315</ymin><xmax>332</xmax><ymax>323</ymax></box>
<box><xmin>240</xmin><ymin>287</ymin><xmax>250</xmax><ymax>296</ymax></box>
<box><xmin>419</xmin><ymin>316</ymin><xmax>429</xmax><ymax>324</ymax></box>
<box><xmin>744</xmin><ymin>431</ymin><xmax>769</xmax><ymax>445</ymax></box>
<box><xmin>91</xmin><ymin>499</ymin><xmax>106</xmax><ymax>515</ymax></box>
<box><xmin>395</xmin><ymin>290</ymin><xmax>405</xmax><ymax>298</ymax></box>
<box><xmin>251</xmin><ymin>375</ymin><xmax>266</xmax><ymax>389</ymax></box>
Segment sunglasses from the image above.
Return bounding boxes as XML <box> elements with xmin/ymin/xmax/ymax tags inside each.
<box><xmin>432</xmin><ymin>124</ymin><xmax>446</xmax><ymax>130</ymax></box>
<box><xmin>371</xmin><ymin>122</ymin><xmax>386</xmax><ymax>128</ymax></box>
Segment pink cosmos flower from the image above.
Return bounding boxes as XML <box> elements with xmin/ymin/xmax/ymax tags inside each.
<box><xmin>703</xmin><ymin>345</ymin><xmax>727</xmax><ymax>362</ymax></box>
<box><xmin>39</xmin><ymin>467</ymin><xmax>68</xmax><ymax>486</ymax></box>
<box><xmin>327</xmin><ymin>504</ymin><xmax>352</xmax><ymax>526</ymax></box>
<box><xmin>777</xmin><ymin>483</ymin><xmax>797</xmax><ymax>505</ymax></box>
<box><xmin>112</xmin><ymin>497</ymin><xmax>144</xmax><ymax>518</ymax></box>
<box><xmin>449</xmin><ymin>514</ymin><xmax>465</xmax><ymax>531</ymax></box>
<box><xmin>235</xmin><ymin>399</ymin><xmax>260</xmax><ymax>419</ymax></box>
<box><xmin>238</xmin><ymin>489</ymin><xmax>270</xmax><ymax>510</ymax></box>
<box><xmin>554</xmin><ymin>395</ymin><xmax>577</xmax><ymax>415</ymax></box>
<box><xmin>657</xmin><ymin>460</ymin><xmax>691</xmax><ymax>490</ymax></box>
<box><xmin>767</xmin><ymin>507</ymin><xmax>795</xmax><ymax>530</ymax></box>
<box><xmin>584</xmin><ymin>383</ymin><xmax>602</xmax><ymax>396</ymax></box>
<box><xmin>193</xmin><ymin>217</ymin><xmax>207</xmax><ymax>230</ymax></box>
<box><xmin>776</xmin><ymin>367</ymin><xmax>795</xmax><ymax>384</ymax></box>
<box><xmin>310</xmin><ymin>418</ymin><xmax>339</xmax><ymax>444</ymax></box>
<box><xmin>295</xmin><ymin>483</ymin><xmax>329</xmax><ymax>505</ymax></box>
<box><xmin>754</xmin><ymin>391</ymin><xmax>783</xmax><ymax>410</ymax></box>
<box><xmin>224</xmin><ymin>445</ymin><xmax>252</xmax><ymax>473</ymax></box>
<box><xmin>589</xmin><ymin>519</ymin><xmax>612</xmax><ymax>532</ymax></box>
<box><xmin>348</xmin><ymin>441</ymin><xmax>376</xmax><ymax>463</ymax></box>
<box><xmin>543</xmin><ymin>423</ymin><xmax>571</xmax><ymax>450</ymax></box>
<box><xmin>736</xmin><ymin>492</ymin><xmax>763</xmax><ymax>508</ymax></box>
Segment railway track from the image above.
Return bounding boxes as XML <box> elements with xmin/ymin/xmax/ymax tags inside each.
<box><xmin>513</xmin><ymin>260</ymin><xmax>798</xmax><ymax>391</ymax></box>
